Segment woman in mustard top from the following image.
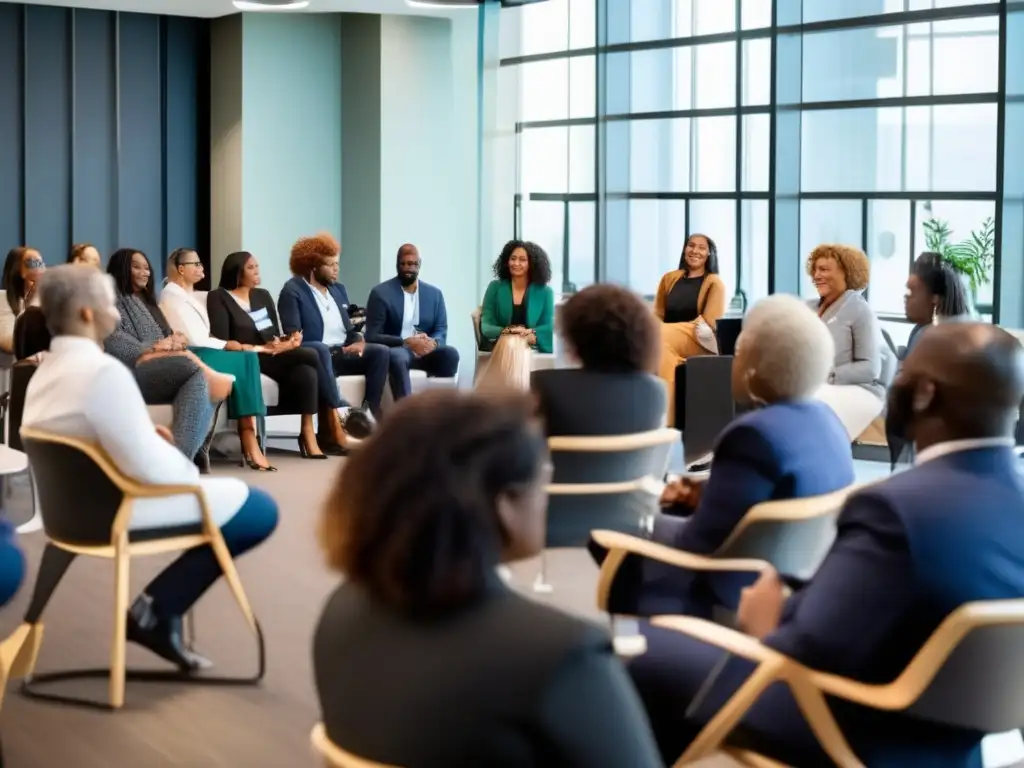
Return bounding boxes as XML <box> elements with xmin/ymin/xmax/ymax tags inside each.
<box><xmin>654</xmin><ymin>233</ymin><xmax>727</xmax><ymax>423</ymax></box>
<box><xmin>479</xmin><ymin>240</ymin><xmax>556</xmax><ymax>354</ymax></box>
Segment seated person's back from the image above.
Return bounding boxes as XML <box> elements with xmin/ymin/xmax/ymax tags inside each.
<box><xmin>314</xmin><ymin>390</ymin><xmax>661</xmax><ymax>768</ymax></box>
<box><xmin>533</xmin><ymin>284</ymin><xmax>666</xmax><ymax>436</ymax></box>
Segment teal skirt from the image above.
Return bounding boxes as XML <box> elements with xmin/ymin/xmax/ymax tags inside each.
<box><xmin>189</xmin><ymin>347</ymin><xmax>266</xmax><ymax>420</ymax></box>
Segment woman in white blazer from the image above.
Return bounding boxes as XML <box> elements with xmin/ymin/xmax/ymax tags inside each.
<box><xmin>22</xmin><ymin>264</ymin><xmax>279</xmax><ymax>671</ymax></box>
<box><xmin>160</xmin><ymin>248</ymin><xmax>273</xmax><ymax>471</ymax></box>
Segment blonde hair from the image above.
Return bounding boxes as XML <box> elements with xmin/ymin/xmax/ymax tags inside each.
<box><xmin>476</xmin><ymin>334</ymin><xmax>532</xmax><ymax>392</ymax></box>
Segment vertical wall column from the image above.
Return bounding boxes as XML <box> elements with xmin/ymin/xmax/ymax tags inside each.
<box><xmin>997</xmin><ymin>3</ymin><xmax>1024</xmax><ymax>327</ymax></box>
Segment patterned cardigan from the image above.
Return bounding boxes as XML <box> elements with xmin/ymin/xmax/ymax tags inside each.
<box><xmin>103</xmin><ymin>294</ymin><xmax>175</xmax><ymax>367</ymax></box>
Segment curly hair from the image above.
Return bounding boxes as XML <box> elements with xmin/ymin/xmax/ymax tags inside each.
<box><xmin>678</xmin><ymin>233</ymin><xmax>720</xmax><ymax>276</ymax></box>
<box><xmin>492</xmin><ymin>240</ymin><xmax>552</xmax><ymax>286</ymax></box>
<box><xmin>319</xmin><ymin>389</ymin><xmax>546</xmax><ymax>618</ymax></box>
<box><xmin>805</xmin><ymin>244</ymin><xmax>870</xmax><ymax>292</ymax></box>
<box><xmin>290</xmin><ymin>232</ymin><xmax>340</xmax><ymax>276</ymax></box>
<box><xmin>559</xmin><ymin>284</ymin><xmax>659</xmax><ymax>374</ymax></box>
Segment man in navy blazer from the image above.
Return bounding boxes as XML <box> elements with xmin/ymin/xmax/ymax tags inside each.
<box><xmin>364</xmin><ymin>244</ymin><xmax>459</xmax><ymax>401</ymax></box>
<box><xmin>629</xmin><ymin>323</ymin><xmax>1024</xmax><ymax>767</ymax></box>
<box><xmin>278</xmin><ymin>235</ymin><xmax>390</xmax><ymax>418</ymax></box>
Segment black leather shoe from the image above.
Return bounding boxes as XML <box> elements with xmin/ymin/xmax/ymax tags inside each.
<box><xmin>127</xmin><ymin>604</ymin><xmax>213</xmax><ymax>672</ymax></box>
<box><xmin>316</xmin><ymin>436</ymin><xmax>351</xmax><ymax>457</ymax></box>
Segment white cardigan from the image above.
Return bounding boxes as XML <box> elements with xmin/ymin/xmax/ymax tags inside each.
<box><xmin>22</xmin><ymin>336</ymin><xmax>249</xmax><ymax>531</ymax></box>
<box><xmin>160</xmin><ymin>282</ymin><xmax>224</xmax><ymax>349</ymax></box>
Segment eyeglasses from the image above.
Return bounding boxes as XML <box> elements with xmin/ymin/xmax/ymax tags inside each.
<box><xmin>180</xmin><ymin>261</ymin><xmax>202</xmax><ymax>267</ymax></box>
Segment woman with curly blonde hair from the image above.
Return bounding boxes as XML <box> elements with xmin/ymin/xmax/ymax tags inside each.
<box><xmin>806</xmin><ymin>243</ymin><xmax>885</xmax><ymax>439</ymax></box>
<box><xmin>475</xmin><ymin>333</ymin><xmax>532</xmax><ymax>392</ymax></box>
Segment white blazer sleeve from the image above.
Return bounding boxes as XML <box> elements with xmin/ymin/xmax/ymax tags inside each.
<box><xmin>82</xmin><ymin>361</ymin><xmax>202</xmax><ymax>486</ymax></box>
<box><xmin>0</xmin><ymin>293</ymin><xmax>15</xmax><ymax>352</ymax></box>
<box><xmin>161</xmin><ymin>295</ymin><xmax>226</xmax><ymax>350</ymax></box>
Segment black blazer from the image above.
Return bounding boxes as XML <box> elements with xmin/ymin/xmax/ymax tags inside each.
<box><xmin>313</xmin><ymin>580</ymin><xmax>661</xmax><ymax>768</ymax></box>
<box><xmin>532</xmin><ymin>368</ymin><xmax>667</xmax><ymax>437</ymax></box>
<box><xmin>206</xmin><ymin>287</ymin><xmax>281</xmax><ymax>347</ymax></box>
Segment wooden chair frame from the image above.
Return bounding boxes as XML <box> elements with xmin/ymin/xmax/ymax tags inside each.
<box><xmin>591</xmin><ymin>483</ymin><xmax>863</xmax><ymax>612</ymax></box>
<box><xmin>536</xmin><ymin>428</ymin><xmax>680</xmax><ymax>593</ymax></box>
<box><xmin>652</xmin><ymin>600</ymin><xmax>1024</xmax><ymax>767</ymax></box>
<box><xmin>6</xmin><ymin>427</ymin><xmax>265</xmax><ymax>710</ymax></box>
<box><xmin>311</xmin><ymin>723</ymin><xmax>399</xmax><ymax>768</ymax></box>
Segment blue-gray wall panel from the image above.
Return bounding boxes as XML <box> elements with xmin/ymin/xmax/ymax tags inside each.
<box><xmin>164</xmin><ymin>16</ymin><xmax>199</xmax><ymax>254</ymax></box>
<box><xmin>117</xmin><ymin>12</ymin><xmax>163</xmax><ymax>268</ymax></box>
<box><xmin>0</xmin><ymin>5</ymin><xmax>24</xmax><ymax>249</ymax></box>
<box><xmin>73</xmin><ymin>9</ymin><xmax>117</xmax><ymax>258</ymax></box>
<box><xmin>23</xmin><ymin>5</ymin><xmax>72</xmax><ymax>261</ymax></box>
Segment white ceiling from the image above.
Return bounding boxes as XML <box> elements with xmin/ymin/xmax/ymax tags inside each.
<box><xmin>1</xmin><ymin>0</ymin><xmax>465</xmax><ymax>17</ymax></box>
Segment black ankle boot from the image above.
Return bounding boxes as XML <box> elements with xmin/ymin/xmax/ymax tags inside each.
<box><xmin>126</xmin><ymin>595</ymin><xmax>212</xmax><ymax>672</ymax></box>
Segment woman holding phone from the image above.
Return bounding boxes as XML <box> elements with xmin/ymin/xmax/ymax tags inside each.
<box><xmin>0</xmin><ymin>247</ymin><xmax>46</xmax><ymax>353</ymax></box>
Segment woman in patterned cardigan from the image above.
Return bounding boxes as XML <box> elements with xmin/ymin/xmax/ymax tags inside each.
<box><xmin>104</xmin><ymin>249</ymin><xmax>229</xmax><ymax>468</ymax></box>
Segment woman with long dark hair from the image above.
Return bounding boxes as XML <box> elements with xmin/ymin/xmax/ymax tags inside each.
<box><xmin>0</xmin><ymin>246</ymin><xmax>45</xmax><ymax>353</ymax></box>
<box><xmin>903</xmin><ymin>251</ymin><xmax>972</xmax><ymax>357</ymax></box>
<box><xmin>653</xmin><ymin>233</ymin><xmax>727</xmax><ymax>423</ymax></box>
<box><xmin>478</xmin><ymin>239</ymin><xmax>556</xmax><ymax>354</ymax></box>
<box><xmin>104</xmin><ymin>248</ymin><xmax>227</xmax><ymax>468</ymax></box>
<box><xmin>206</xmin><ymin>250</ymin><xmax>344</xmax><ymax>459</ymax></box>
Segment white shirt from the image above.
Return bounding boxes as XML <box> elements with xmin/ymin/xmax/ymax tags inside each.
<box><xmin>22</xmin><ymin>336</ymin><xmax>250</xmax><ymax>531</ymax></box>
<box><xmin>160</xmin><ymin>282</ymin><xmax>225</xmax><ymax>349</ymax></box>
<box><xmin>401</xmin><ymin>285</ymin><xmax>420</xmax><ymax>340</ymax></box>
<box><xmin>305</xmin><ymin>281</ymin><xmax>347</xmax><ymax>346</ymax></box>
<box><xmin>915</xmin><ymin>437</ymin><xmax>1015</xmax><ymax>465</ymax></box>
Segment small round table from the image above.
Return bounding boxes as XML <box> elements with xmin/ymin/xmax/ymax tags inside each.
<box><xmin>0</xmin><ymin>445</ymin><xmax>37</xmax><ymax>534</ymax></box>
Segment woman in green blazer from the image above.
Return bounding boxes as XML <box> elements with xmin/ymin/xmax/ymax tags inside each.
<box><xmin>480</xmin><ymin>240</ymin><xmax>556</xmax><ymax>354</ymax></box>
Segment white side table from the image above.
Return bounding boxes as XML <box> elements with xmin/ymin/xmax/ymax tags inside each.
<box><xmin>0</xmin><ymin>445</ymin><xmax>38</xmax><ymax>534</ymax></box>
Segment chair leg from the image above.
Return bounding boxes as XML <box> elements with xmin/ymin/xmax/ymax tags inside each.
<box><xmin>532</xmin><ymin>551</ymin><xmax>553</xmax><ymax>594</ymax></box>
<box><xmin>23</xmin><ymin>543</ymin><xmax>77</xmax><ymax>625</ymax></box>
<box><xmin>108</xmin><ymin>536</ymin><xmax>129</xmax><ymax>709</ymax></box>
<box><xmin>207</xmin><ymin>528</ymin><xmax>266</xmax><ymax>681</ymax></box>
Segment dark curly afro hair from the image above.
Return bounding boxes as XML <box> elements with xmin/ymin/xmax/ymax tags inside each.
<box><xmin>492</xmin><ymin>240</ymin><xmax>552</xmax><ymax>286</ymax></box>
<box><xmin>290</xmin><ymin>232</ymin><xmax>340</xmax><ymax>276</ymax></box>
<box><xmin>558</xmin><ymin>283</ymin><xmax>659</xmax><ymax>373</ymax></box>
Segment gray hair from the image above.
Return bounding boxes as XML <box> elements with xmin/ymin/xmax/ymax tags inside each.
<box><xmin>37</xmin><ymin>264</ymin><xmax>116</xmax><ymax>336</ymax></box>
<box><xmin>739</xmin><ymin>294</ymin><xmax>835</xmax><ymax>401</ymax></box>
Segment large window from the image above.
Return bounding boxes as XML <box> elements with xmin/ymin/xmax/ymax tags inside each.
<box><xmin>498</xmin><ymin>0</ymin><xmax>1018</xmax><ymax>322</ymax></box>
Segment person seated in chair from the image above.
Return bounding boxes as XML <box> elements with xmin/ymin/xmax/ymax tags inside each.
<box><xmin>629</xmin><ymin>322</ymin><xmax>1024</xmax><ymax>767</ymax></box>
<box><xmin>533</xmin><ymin>283</ymin><xmax>666</xmax><ymax>436</ymax></box>
<box><xmin>592</xmin><ymin>294</ymin><xmax>854</xmax><ymax>619</ymax></box>
<box><xmin>479</xmin><ymin>240</ymin><xmax>555</xmax><ymax>354</ymax></box>
<box><xmin>365</xmin><ymin>244</ymin><xmax>460</xmax><ymax>401</ymax></box>
<box><xmin>22</xmin><ymin>265</ymin><xmax>278</xmax><ymax>672</ymax></box>
<box><xmin>277</xmin><ymin>233</ymin><xmax>389</xmax><ymax>420</ymax></box>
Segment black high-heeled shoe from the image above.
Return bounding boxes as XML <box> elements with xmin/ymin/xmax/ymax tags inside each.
<box><xmin>297</xmin><ymin>436</ymin><xmax>328</xmax><ymax>460</ymax></box>
<box><xmin>244</xmin><ymin>453</ymin><xmax>277</xmax><ymax>472</ymax></box>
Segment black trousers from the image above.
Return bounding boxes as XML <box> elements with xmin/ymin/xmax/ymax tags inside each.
<box><xmin>257</xmin><ymin>347</ymin><xmax>320</xmax><ymax>415</ymax></box>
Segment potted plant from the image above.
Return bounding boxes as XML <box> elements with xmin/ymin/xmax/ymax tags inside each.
<box><xmin>921</xmin><ymin>216</ymin><xmax>995</xmax><ymax>300</ymax></box>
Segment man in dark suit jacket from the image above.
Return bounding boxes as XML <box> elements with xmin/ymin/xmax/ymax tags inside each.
<box><xmin>364</xmin><ymin>244</ymin><xmax>459</xmax><ymax>401</ymax></box>
<box><xmin>278</xmin><ymin>237</ymin><xmax>389</xmax><ymax>417</ymax></box>
<box><xmin>629</xmin><ymin>323</ymin><xmax>1024</xmax><ymax>767</ymax></box>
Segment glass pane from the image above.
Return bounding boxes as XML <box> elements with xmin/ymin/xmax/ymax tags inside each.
<box><xmin>630</xmin><ymin>119</ymin><xmax>691</xmax><ymax>192</ymax></box>
<box><xmin>695</xmin><ymin>42</ymin><xmax>737</xmax><ymax>109</ymax></box>
<box><xmin>520</xmin><ymin>60</ymin><xmax>568</xmax><ymax>122</ymax></box>
<box><xmin>607</xmin><ymin>0</ymin><xmax>691</xmax><ymax>45</ymax></box>
<box><xmin>567</xmin><ymin>202</ymin><xmax>595</xmax><ymax>291</ymax></box>
<box><xmin>521</xmin><ymin>127</ymin><xmax>567</xmax><ymax>194</ymax></box>
<box><xmin>695</xmin><ymin>0</ymin><xmax>735</xmax><ymax>35</ymax></box>
<box><xmin>866</xmin><ymin>200</ymin><xmax>912</xmax><ymax>315</ymax></box>
<box><xmin>568</xmin><ymin>0</ymin><xmax>597</xmax><ymax>49</ymax></box>
<box><xmin>914</xmin><ymin>200</ymin><xmax>996</xmax><ymax>308</ymax></box>
<box><xmin>801</xmin><ymin>0</ymin><xmax>987</xmax><ymax>25</ymax></box>
<box><xmin>569</xmin><ymin>56</ymin><xmax>596</xmax><ymax>119</ymax></box>
<box><xmin>694</xmin><ymin>115</ymin><xmax>736</xmax><ymax>192</ymax></box>
<box><xmin>802</xmin><ymin>26</ymin><xmax>901</xmax><ymax>103</ymax></box>
<box><xmin>690</xmin><ymin>200</ymin><xmax>737</xmax><ymax>296</ymax></box>
<box><xmin>741</xmin><ymin>0</ymin><xmax>772</xmax><ymax>29</ymax></box>
<box><xmin>628</xmin><ymin>48</ymin><xmax>688</xmax><ymax>113</ymax></box>
<box><xmin>740</xmin><ymin>200</ymin><xmax>770</xmax><ymax>302</ymax></box>
<box><xmin>627</xmin><ymin>199</ymin><xmax>689</xmax><ymax>295</ymax></box>
<box><xmin>742</xmin><ymin>114</ymin><xmax>770</xmax><ymax>192</ymax></box>
<box><xmin>911</xmin><ymin>18</ymin><xmax>999</xmax><ymax>97</ymax></box>
<box><xmin>517</xmin><ymin>0</ymin><xmax>569</xmax><ymax>57</ymax></box>
<box><xmin>521</xmin><ymin>200</ymin><xmax>565</xmax><ymax>290</ymax></box>
<box><xmin>904</xmin><ymin>104</ymin><xmax>998</xmax><ymax>192</ymax></box>
<box><xmin>799</xmin><ymin>200</ymin><xmax>863</xmax><ymax>297</ymax></box>
<box><xmin>569</xmin><ymin>125</ymin><xmax>595</xmax><ymax>194</ymax></box>
<box><xmin>742</xmin><ymin>38</ymin><xmax>771</xmax><ymax>106</ymax></box>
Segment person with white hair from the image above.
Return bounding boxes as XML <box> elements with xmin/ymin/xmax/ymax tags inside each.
<box><xmin>21</xmin><ymin>264</ymin><xmax>278</xmax><ymax>672</ymax></box>
<box><xmin>591</xmin><ymin>294</ymin><xmax>855</xmax><ymax>618</ymax></box>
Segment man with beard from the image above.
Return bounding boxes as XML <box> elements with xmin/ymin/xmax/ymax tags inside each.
<box><xmin>364</xmin><ymin>243</ymin><xmax>460</xmax><ymax>401</ymax></box>
<box><xmin>278</xmin><ymin>233</ymin><xmax>390</xmax><ymax>420</ymax></box>
<box><xmin>628</xmin><ymin>322</ymin><xmax>1024</xmax><ymax>767</ymax></box>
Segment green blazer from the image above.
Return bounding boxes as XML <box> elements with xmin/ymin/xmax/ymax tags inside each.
<box><xmin>480</xmin><ymin>279</ymin><xmax>555</xmax><ymax>354</ymax></box>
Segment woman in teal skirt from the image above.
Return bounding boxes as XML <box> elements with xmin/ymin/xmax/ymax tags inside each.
<box><xmin>160</xmin><ymin>248</ymin><xmax>275</xmax><ymax>471</ymax></box>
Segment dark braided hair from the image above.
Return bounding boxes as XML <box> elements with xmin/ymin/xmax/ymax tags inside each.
<box><xmin>493</xmin><ymin>240</ymin><xmax>552</xmax><ymax>286</ymax></box>
<box><xmin>107</xmin><ymin>248</ymin><xmax>171</xmax><ymax>330</ymax></box>
<box><xmin>319</xmin><ymin>389</ymin><xmax>546</xmax><ymax>618</ymax></box>
<box><xmin>913</xmin><ymin>252</ymin><xmax>970</xmax><ymax>318</ymax></box>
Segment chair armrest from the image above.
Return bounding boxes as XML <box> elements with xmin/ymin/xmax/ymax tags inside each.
<box><xmin>651</xmin><ymin>615</ymin><xmax>784</xmax><ymax>665</ymax></box>
<box><xmin>591</xmin><ymin>529</ymin><xmax>769</xmax><ymax>573</ymax></box>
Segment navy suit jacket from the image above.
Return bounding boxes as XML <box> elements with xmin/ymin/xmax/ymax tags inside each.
<box><xmin>277</xmin><ymin>276</ymin><xmax>360</xmax><ymax>347</ymax></box>
<box><xmin>698</xmin><ymin>446</ymin><xmax>1024</xmax><ymax>767</ymax></box>
<box><xmin>364</xmin><ymin>277</ymin><xmax>448</xmax><ymax>347</ymax></box>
